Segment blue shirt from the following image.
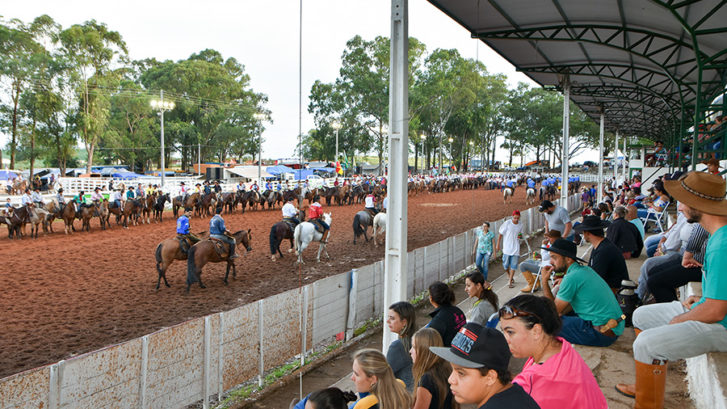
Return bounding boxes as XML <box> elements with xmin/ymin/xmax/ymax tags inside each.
<box><xmin>177</xmin><ymin>215</ymin><xmax>190</xmax><ymax>234</ymax></box>
<box><xmin>527</xmin><ymin>179</ymin><xmax>535</xmax><ymax>188</ymax></box>
<box><xmin>210</xmin><ymin>214</ymin><xmax>226</xmax><ymax>235</ymax></box>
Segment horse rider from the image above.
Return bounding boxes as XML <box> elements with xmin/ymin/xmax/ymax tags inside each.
<box><xmin>21</xmin><ymin>189</ymin><xmax>33</xmax><ymax>209</ymax></box>
<box><xmin>136</xmin><ymin>183</ymin><xmax>145</xmax><ymax>199</ymax></box>
<box><xmin>176</xmin><ymin>209</ymin><xmax>200</xmax><ymax>253</ymax></box>
<box><xmin>209</xmin><ymin>207</ymin><xmax>238</xmax><ymax>259</ymax></box>
<box><xmin>364</xmin><ymin>192</ymin><xmax>378</xmax><ymax>216</ymax></box>
<box><xmin>307</xmin><ymin>195</ymin><xmax>329</xmax><ymax>242</ymax></box>
<box><xmin>111</xmin><ymin>188</ymin><xmax>123</xmax><ymax>209</ymax></box>
<box><xmin>31</xmin><ymin>186</ymin><xmax>43</xmax><ymax>208</ymax></box>
<box><xmin>91</xmin><ymin>187</ymin><xmax>103</xmax><ymax>205</ymax></box>
<box><xmin>108</xmin><ymin>179</ymin><xmax>114</xmax><ymax>192</ymax></box>
<box><xmin>75</xmin><ymin>190</ymin><xmax>87</xmax><ymax>218</ymax></box>
<box><xmin>145</xmin><ymin>184</ymin><xmax>155</xmax><ymax>197</ymax></box>
<box><xmin>5</xmin><ymin>198</ymin><xmax>14</xmax><ymax>215</ymax></box>
<box><xmin>281</xmin><ymin>197</ymin><xmax>300</xmax><ymax>228</ymax></box>
<box><xmin>236</xmin><ymin>181</ymin><xmax>246</xmax><ymax>193</ymax></box>
<box><xmin>194</xmin><ymin>183</ymin><xmax>203</xmax><ymax>195</ymax></box>
<box><xmin>251</xmin><ymin>181</ymin><xmax>259</xmax><ymax>192</ymax></box>
<box><xmin>382</xmin><ymin>195</ymin><xmax>388</xmax><ymax>213</ymax></box>
<box><xmin>56</xmin><ymin>188</ymin><xmax>66</xmax><ymax>212</ymax></box>
<box><xmin>180</xmin><ymin>182</ymin><xmax>189</xmax><ymax>203</ymax></box>
<box><xmin>213</xmin><ymin>180</ymin><xmax>222</xmax><ymax>194</ymax></box>
<box><xmin>126</xmin><ymin>186</ymin><xmax>136</xmax><ymax>206</ymax></box>
<box><xmin>203</xmin><ymin>181</ymin><xmax>212</xmax><ymax>195</ymax></box>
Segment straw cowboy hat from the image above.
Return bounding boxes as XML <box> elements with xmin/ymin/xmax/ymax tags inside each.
<box><xmin>664</xmin><ymin>171</ymin><xmax>727</xmax><ymax>216</ymax></box>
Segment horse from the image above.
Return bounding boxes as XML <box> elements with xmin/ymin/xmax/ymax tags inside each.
<box><xmin>141</xmin><ymin>193</ymin><xmax>156</xmax><ymax>224</ymax></box>
<box><xmin>503</xmin><ymin>187</ymin><xmax>514</xmax><ymax>204</ymax></box>
<box><xmin>122</xmin><ymin>199</ymin><xmax>143</xmax><ymax>228</ymax></box>
<box><xmin>293</xmin><ymin>213</ymin><xmax>332</xmax><ymax>263</ymax></box>
<box><xmin>185</xmin><ymin>230</ymin><xmax>253</xmax><ymax>292</ymax></box>
<box><xmin>352</xmin><ymin>209</ymin><xmax>377</xmax><ymax>244</ymax></box>
<box><xmin>153</xmin><ymin>231</ymin><xmax>210</xmax><ymax>290</ymax></box>
<box><xmin>172</xmin><ymin>193</ymin><xmax>199</xmax><ymax>218</ymax></box>
<box><xmin>78</xmin><ymin>203</ymin><xmax>99</xmax><ymax>232</ymax></box>
<box><xmin>153</xmin><ymin>193</ymin><xmax>170</xmax><ymax>222</ymax></box>
<box><xmin>7</xmin><ymin>206</ymin><xmax>33</xmax><ymax>239</ymax></box>
<box><xmin>372</xmin><ymin>212</ymin><xmax>387</xmax><ymax>246</ymax></box>
<box><xmin>525</xmin><ymin>187</ymin><xmax>536</xmax><ymax>206</ymax></box>
<box><xmin>59</xmin><ymin>201</ymin><xmax>76</xmax><ymax>234</ymax></box>
<box><xmin>26</xmin><ymin>207</ymin><xmax>50</xmax><ymax>238</ymax></box>
<box><xmin>198</xmin><ymin>193</ymin><xmax>217</xmax><ymax>217</ymax></box>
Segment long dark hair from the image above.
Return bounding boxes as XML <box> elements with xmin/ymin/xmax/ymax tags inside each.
<box><xmin>501</xmin><ymin>294</ymin><xmax>562</xmax><ymax>335</ymax></box>
<box><xmin>464</xmin><ymin>272</ymin><xmax>498</xmax><ymax>311</ymax></box>
<box><xmin>429</xmin><ymin>281</ymin><xmax>455</xmax><ymax>306</ymax></box>
<box><xmin>389</xmin><ymin>301</ymin><xmax>416</xmax><ymax>351</ymax></box>
<box><xmin>308</xmin><ymin>387</ymin><xmax>357</xmax><ymax>409</ymax></box>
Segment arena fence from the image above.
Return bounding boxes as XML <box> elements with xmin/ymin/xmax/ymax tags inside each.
<box><xmin>0</xmin><ymin>194</ymin><xmax>581</xmax><ymax>409</ymax></box>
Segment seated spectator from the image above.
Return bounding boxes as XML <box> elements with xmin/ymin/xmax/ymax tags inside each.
<box><xmin>464</xmin><ymin>272</ymin><xmax>499</xmax><ymax>326</ymax></box>
<box><xmin>575</xmin><ymin>216</ymin><xmax>629</xmax><ymax>290</ymax></box>
<box><xmin>426</xmin><ymin>282</ymin><xmax>466</xmax><ymax>346</ymax></box>
<box><xmin>386</xmin><ymin>301</ymin><xmax>416</xmax><ymax>391</ymax></box>
<box><xmin>637</xmin><ymin>214</ymin><xmax>692</xmax><ymax>301</ymax></box>
<box><xmin>349</xmin><ymin>349</ymin><xmax>412</xmax><ymax>409</ymax></box>
<box><xmin>625</xmin><ymin>205</ymin><xmax>645</xmax><ymax>240</ymax></box>
<box><xmin>636</xmin><ymin>183</ymin><xmax>670</xmax><ymax>229</ymax></box>
<box><xmin>410</xmin><ymin>328</ymin><xmax>455</xmax><ymax>409</ymax></box>
<box><xmin>646</xmin><ymin>220</ymin><xmax>708</xmax><ymax>303</ymax></box>
<box><xmin>703</xmin><ymin>157</ymin><xmax>721</xmax><ymax>175</ymax></box>
<box><xmin>430</xmin><ymin>323</ymin><xmax>540</xmax><ymax>409</ymax></box>
<box><xmin>615</xmin><ymin>171</ymin><xmax>727</xmax><ymax>408</ymax></box>
<box><xmin>518</xmin><ymin>229</ymin><xmax>561</xmax><ymax>292</ymax></box>
<box><xmin>500</xmin><ymin>295</ymin><xmax>607</xmax><ymax>409</ymax></box>
<box><xmin>291</xmin><ymin>388</ymin><xmax>356</xmax><ymax>409</ymax></box>
<box><xmin>643</xmin><ymin>210</ymin><xmax>684</xmax><ymax>258</ymax></box>
<box><xmin>606</xmin><ymin>206</ymin><xmax>644</xmax><ymax>259</ymax></box>
<box><xmin>540</xmin><ymin>239</ymin><xmax>625</xmax><ymax>347</ymax></box>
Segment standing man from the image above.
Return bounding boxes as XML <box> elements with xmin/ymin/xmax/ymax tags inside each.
<box><xmin>616</xmin><ymin>171</ymin><xmax>727</xmax><ymax>407</ymax></box>
<box><xmin>209</xmin><ymin>207</ymin><xmax>237</xmax><ymax>259</ymax></box>
<box><xmin>539</xmin><ymin>200</ymin><xmax>573</xmax><ymax>240</ymax></box>
<box><xmin>496</xmin><ymin>210</ymin><xmax>523</xmax><ymax>288</ymax></box>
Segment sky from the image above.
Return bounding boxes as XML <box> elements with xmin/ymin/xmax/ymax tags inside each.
<box><xmin>1</xmin><ymin>0</ymin><xmax>605</xmax><ymax>164</ymax></box>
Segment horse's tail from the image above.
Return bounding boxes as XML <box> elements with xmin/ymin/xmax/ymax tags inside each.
<box><xmin>186</xmin><ymin>245</ymin><xmax>198</xmax><ymax>286</ymax></box>
<box><xmin>155</xmin><ymin>243</ymin><xmax>164</xmax><ymax>275</ymax></box>
<box><xmin>269</xmin><ymin>224</ymin><xmax>279</xmax><ymax>255</ymax></box>
<box><xmin>353</xmin><ymin>213</ymin><xmax>363</xmax><ymax>238</ymax></box>
<box><xmin>293</xmin><ymin>224</ymin><xmax>301</xmax><ymax>253</ymax></box>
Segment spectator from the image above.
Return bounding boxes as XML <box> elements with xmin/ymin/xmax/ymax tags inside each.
<box><xmin>616</xmin><ymin>171</ymin><xmax>727</xmax><ymax>408</ymax></box>
<box><xmin>540</xmin><ymin>239</ymin><xmax>625</xmax><ymax>347</ymax></box>
<box><xmin>625</xmin><ymin>205</ymin><xmax>645</xmax><ymax>240</ymax></box>
<box><xmin>349</xmin><ymin>349</ymin><xmax>412</xmax><ymax>409</ymax></box>
<box><xmin>637</xmin><ymin>217</ymin><xmax>692</xmax><ymax>301</ymax></box>
<box><xmin>703</xmin><ymin>157</ymin><xmax>720</xmax><ymax>175</ymax></box>
<box><xmin>410</xmin><ymin>328</ymin><xmax>455</xmax><ymax>409</ymax></box>
<box><xmin>500</xmin><ymin>295</ymin><xmax>607</xmax><ymax>409</ymax></box>
<box><xmin>430</xmin><ymin>323</ymin><xmax>540</xmax><ymax>409</ymax></box>
<box><xmin>472</xmin><ymin>221</ymin><xmax>495</xmax><ymax>282</ymax></box>
<box><xmin>518</xmin><ymin>229</ymin><xmax>561</xmax><ymax>293</ymax></box>
<box><xmin>463</xmin><ymin>272</ymin><xmax>498</xmax><ymax>326</ymax></box>
<box><xmin>496</xmin><ymin>210</ymin><xmax>523</xmax><ymax>288</ymax></box>
<box><xmin>426</xmin><ymin>282</ymin><xmax>466</xmax><ymax>347</ymax></box>
<box><xmin>386</xmin><ymin>301</ymin><xmax>416</xmax><ymax>391</ymax></box>
<box><xmin>291</xmin><ymin>388</ymin><xmax>357</xmax><ymax>409</ymax></box>
<box><xmin>606</xmin><ymin>206</ymin><xmax>644</xmax><ymax>259</ymax></box>
<box><xmin>636</xmin><ymin>183</ymin><xmax>670</xmax><ymax>230</ymax></box>
<box><xmin>539</xmin><ymin>200</ymin><xmax>573</xmax><ymax>240</ymax></box>
<box><xmin>574</xmin><ymin>216</ymin><xmax>629</xmax><ymax>291</ymax></box>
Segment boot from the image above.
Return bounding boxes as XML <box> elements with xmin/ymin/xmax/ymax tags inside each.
<box><xmin>321</xmin><ymin>229</ymin><xmax>329</xmax><ymax>243</ymax></box>
<box><xmin>615</xmin><ymin>360</ymin><xmax>667</xmax><ymax>407</ymax></box>
<box><xmin>228</xmin><ymin>243</ymin><xmax>239</xmax><ymax>259</ymax></box>
<box><xmin>520</xmin><ymin>271</ymin><xmax>535</xmax><ymax>292</ymax></box>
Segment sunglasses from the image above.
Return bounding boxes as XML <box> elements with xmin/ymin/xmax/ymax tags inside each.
<box><xmin>498</xmin><ymin>305</ymin><xmax>541</xmax><ymax>322</ymax></box>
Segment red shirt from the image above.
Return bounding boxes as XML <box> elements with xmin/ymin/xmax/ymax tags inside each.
<box><xmin>308</xmin><ymin>203</ymin><xmax>323</xmax><ymax>219</ymax></box>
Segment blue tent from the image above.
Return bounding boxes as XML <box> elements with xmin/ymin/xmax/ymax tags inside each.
<box><xmin>293</xmin><ymin>169</ymin><xmax>314</xmax><ymax>180</ymax></box>
<box><xmin>0</xmin><ymin>170</ymin><xmax>18</xmax><ymax>180</ymax></box>
<box><xmin>311</xmin><ymin>167</ymin><xmax>335</xmax><ymax>173</ymax></box>
<box><xmin>266</xmin><ymin>165</ymin><xmax>296</xmax><ymax>175</ymax></box>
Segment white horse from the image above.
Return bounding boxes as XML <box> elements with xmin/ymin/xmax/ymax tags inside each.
<box><xmin>503</xmin><ymin>187</ymin><xmax>514</xmax><ymax>204</ymax></box>
<box><xmin>372</xmin><ymin>212</ymin><xmax>387</xmax><ymax>246</ymax></box>
<box><xmin>293</xmin><ymin>212</ymin><xmax>332</xmax><ymax>263</ymax></box>
<box><xmin>525</xmin><ymin>187</ymin><xmax>536</xmax><ymax>206</ymax></box>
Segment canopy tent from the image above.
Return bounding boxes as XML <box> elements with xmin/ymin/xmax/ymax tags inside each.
<box><xmin>0</xmin><ymin>170</ymin><xmax>18</xmax><ymax>180</ymax></box>
<box><xmin>111</xmin><ymin>171</ymin><xmax>151</xmax><ymax>179</ymax></box>
<box><xmin>265</xmin><ymin>165</ymin><xmax>296</xmax><ymax>175</ymax></box>
<box><xmin>224</xmin><ymin>166</ymin><xmax>275</xmax><ymax>180</ymax></box>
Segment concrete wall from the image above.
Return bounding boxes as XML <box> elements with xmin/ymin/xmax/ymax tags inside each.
<box><xmin>0</xmin><ymin>193</ymin><xmax>581</xmax><ymax>409</ymax></box>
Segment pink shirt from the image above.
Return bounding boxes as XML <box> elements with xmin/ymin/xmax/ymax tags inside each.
<box><xmin>513</xmin><ymin>338</ymin><xmax>607</xmax><ymax>409</ymax></box>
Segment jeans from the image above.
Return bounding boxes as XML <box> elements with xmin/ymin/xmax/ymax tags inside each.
<box><xmin>633</xmin><ymin>301</ymin><xmax>727</xmax><ymax>364</ymax></box>
<box><xmin>559</xmin><ymin>315</ymin><xmax>619</xmax><ymax>347</ymax></box>
<box><xmin>637</xmin><ymin>252</ymin><xmax>681</xmax><ymax>300</ymax></box>
<box><xmin>211</xmin><ymin>234</ymin><xmax>236</xmax><ymax>254</ymax></box>
<box><xmin>518</xmin><ymin>259</ymin><xmax>540</xmax><ymax>275</ymax></box>
<box><xmin>647</xmin><ymin>264</ymin><xmax>702</xmax><ymax>303</ymax></box>
<box><xmin>644</xmin><ymin>234</ymin><xmax>663</xmax><ymax>257</ymax></box>
<box><xmin>502</xmin><ymin>254</ymin><xmax>519</xmax><ymax>270</ymax></box>
<box><xmin>475</xmin><ymin>251</ymin><xmax>491</xmax><ymax>280</ymax></box>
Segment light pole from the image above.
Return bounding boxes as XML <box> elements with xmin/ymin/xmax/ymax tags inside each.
<box><xmin>468</xmin><ymin>140</ymin><xmax>474</xmax><ymax>171</ymax></box>
<box><xmin>420</xmin><ymin>134</ymin><xmax>427</xmax><ymax>174</ymax></box>
<box><xmin>150</xmin><ymin>90</ymin><xmax>175</xmax><ymax>188</ymax></box>
<box><xmin>331</xmin><ymin>121</ymin><xmax>341</xmax><ymax>163</ymax></box>
<box><xmin>448</xmin><ymin>137</ymin><xmax>453</xmax><ymax>170</ymax></box>
<box><xmin>254</xmin><ymin>113</ymin><xmax>267</xmax><ymax>185</ymax></box>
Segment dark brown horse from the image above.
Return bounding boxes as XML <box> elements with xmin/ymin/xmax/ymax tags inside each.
<box><xmin>173</xmin><ymin>193</ymin><xmax>199</xmax><ymax>218</ymax></box>
<box><xmin>185</xmin><ymin>230</ymin><xmax>253</xmax><ymax>292</ymax></box>
<box><xmin>269</xmin><ymin>211</ymin><xmax>306</xmax><ymax>261</ymax></box>
<box><xmin>141</xmin><ymin>193</ymin><xmax>156</xmax><ymax>224</ymax></box>
<box><xmin>153</xmin><ymin>193</ymin><xmax>170</xmax><ymax>222</ymax></box>
<box><xmin>153</xmin><ymin>231</ymin><xmax>210</xmax><ymax>290</ymax></box>
<box><xmin>5</xmin><ymin>206</ymin><xmax>32</xmax><ymax>239</ymax></box>
<box><xmin>122</xmin><ymin>199</ymin><xmax>143</xmax><ymax>228</ymax></box>
<box><xmin>59</xmin><ymin>201</ymin><xmax>76</xmax><ymax>234</ymax></box>
<box><xmin>78</xmin><ymin>203</ymin><xmax>99</xmax><ymax>232</ymax></box>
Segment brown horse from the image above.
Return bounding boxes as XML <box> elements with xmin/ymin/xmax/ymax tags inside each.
<box><xmin>141</xmin><ymin>193</ymin><xmax>156</xmax><ymax>224</ymax></box>
<box><xmin>6</xmin><ymin>206</ymin><xmax>32</xmax><ymax>239</ymax></box>
<box><xmin>122</xmin><ymin>199</ymin><xmax>143</xmax><ymax>228</ymax></box>
<box><xmin>78</xmin><ymin>203</ymin><xmax>99</xmax><ymax>232</ymax></box>
<box><xmin>153</xmin><ymin>231</ymin><xmax>210</xmax><ymax>290</ymax></box>
<box><xmin>185</xmin><ymin>230</ymin><xmax>253</xmax><ymax>292</ymax></box>
<box><xmin>269</xmin><ymin>211</ymin><xmax>306</xmax><ymax>261</ymax></box>
<box><xmin>173</xmin><ymin>193</ymin><xmax>199</xmax><ymax>218</ymax></box>
<box><xmin>59</xmin><ymin>201</ymin><xmax>76</xmax><ymax>234</ymax></box>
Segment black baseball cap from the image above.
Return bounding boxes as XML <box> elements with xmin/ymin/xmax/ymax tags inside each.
<box><xmin>539</xmin><ymin>200</ymin><xmax>554</xmax><ymax>211</ymax></box>
<box><xmin>430</xmin><ymin>323</ymin><xmax>511</xmax><ymax>371</ymax></box>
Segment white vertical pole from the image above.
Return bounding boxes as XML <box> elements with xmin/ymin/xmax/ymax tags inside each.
<box><xmin>383</xmin><ymin>0</ymin><xmax>409</xmax><ymax>356</ymax></box>
<box><xmin>203</xmin><ymin>316</ymin><xmax>211</xmax><ymax>409</ymax></box>
<box><xmin>160</xmin><ymin>90</ymin><xmax>166</xmax><ymax>188</ymax></box>
<box><xmin>257</xmin><ymin>299</ymin><xmax>264</xmax><ymax>387</ymax></box>
<box><xmin>139</xmin><ymin>337</ymin><xmax>149</xmax><ymax>409</ymax></box>
<box><xmin>198</xmin><ymin>143</ymin><xmax>201</xmax><ymax>177</ymax></box>
<box><xmin>598</xmin><ymin>111</ymin><xmax>605</xmax><ymax>204</ymax></box>
<box><xmin>218</xmin><ymin>312</ymin><xmax>224</xmax><ymax>402</ymax></box>
<box><xmin>561</xmin><ymin>78</ymin><xmax>570</xmax><ymax>207</ymax></box>
<box><xmin>614</xmin><ymin>131</ymin><xmax>619</xmax><ymax>183</ymax></box>
<box><xmin>623</xmin><ymin>137</ymin><xmax>627</xmax><ymax>180</ymax></box>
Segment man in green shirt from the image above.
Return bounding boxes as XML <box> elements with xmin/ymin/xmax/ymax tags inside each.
<box><xmin>616</xmin><ymin>171</ymin><xmax>727</xmax><ymax>409</ymax></box>
<box><xmin>540</xmin><ymin>239</ymin><xmax>624</xmax><ymax>347</ymax></box>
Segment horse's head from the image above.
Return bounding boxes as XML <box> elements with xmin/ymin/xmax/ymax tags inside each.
<box><xmin>322</xmin><ymin>212</ymin><xmax>332</xmax><ymax>225</ymax></box>
<box><xmin>233</xmin><ymin>229</ymin><xmax>253</xmax><ymax>252</ymax></box>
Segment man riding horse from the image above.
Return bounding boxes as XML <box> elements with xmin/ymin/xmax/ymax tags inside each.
<box><xmin>210</xmin><ymin>207</ymin><xmax>238</xmax><ymax>259</ymax></box>
<box><xmin>308</xmin><ymin>195</ymin><xmax>329</xmax><ymax>242</ymax></box>
<box><xmin>177</xmin><ymin>209</ymin><xmax>201</xmax><ymax>254</ymax></box>
<box><xmin>364</xmin><ymin>192</ymin><xmax>378</xmax><ymax>216</ymax></box>
<box><xmin>282</xmin><ymin>197</ymin><xmax>300</xmax><ymax>228</ymax></box>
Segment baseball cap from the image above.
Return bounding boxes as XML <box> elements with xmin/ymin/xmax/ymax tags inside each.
<box><xmin>430</xmin><ymin>323</ymin><xmax>511</xmax><ymax>371</ymax></box>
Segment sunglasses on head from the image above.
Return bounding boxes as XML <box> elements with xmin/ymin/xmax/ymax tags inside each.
<box><xmin>498</xmin><ymin>305</ymin><xmax>541</xmax><ymax>322</ymax></box>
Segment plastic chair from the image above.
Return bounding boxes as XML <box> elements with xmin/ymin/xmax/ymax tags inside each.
<box><xmin>640</xmin><ymin>202</ymin><xmax>670</xmax><ymax>233</ymax></box>
<box><xmin>486</xmin><ymin>312</ymin><xmax>499</xmax><ymax>328</ymax></box>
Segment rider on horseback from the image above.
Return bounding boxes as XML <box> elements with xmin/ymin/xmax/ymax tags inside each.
<box><xmin>308</xmin><ymin>195</ymin><xmax>329</xmax><ymax>242</ymax></box>
<box><xmin>180</xmin><ymin>182</ymin><xmax>189</xmax><ymax>203</ymax></box>
<box><xmin>74</xmin><ymin>190</ymin><xmax>88</xmax><ymax>218</ymax></box>
<box><xmin>91</xmin><ymin>187</ymin><xmax>103</xmax><ymax>205</ymax></box>
<box><xmin>364</xmin><ymin>192</ymin><xmax>378</xmax><ymax>216</ymax></box>
<box><xmin>111</xmin><ymin>189</ymin><xmax>123</xmax><ymax>209</ymax></box>
<box><xmin>176</xmin><ymin>209</ymin><xmax>200</xmax><ymax>254</ymax></box>
<box><xmin>210</xmin><ymin>207</ymin><xmax>238</xmax><ymax>259</ymax></box>
<box><xmin>282</xmin><ymin>197</ymin><xmax>300</xmax><ymax>227</ymax></box>
<box><xmin>31</xmin><ymin>186</ymin><xmax>43</xmax><ymax>208</ymax></box>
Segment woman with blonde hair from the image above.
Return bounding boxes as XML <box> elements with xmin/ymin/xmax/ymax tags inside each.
<box><xmin>410</xmin><ymin>328</ymin><xmax>456</xmax><ymax>409</ymax></box>
<box><xmin>350</xmin><ymin>349</ymin><xmax>412</xmax><ymax>409</ymax></box>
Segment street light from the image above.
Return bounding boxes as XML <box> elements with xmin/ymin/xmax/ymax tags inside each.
<box><xmin>331</xmin><ymin>121</ymin><xmax>342</xmax><ymax>163</ymax></box>
<box><xmin>469</xmin><ymin>140</ymin><xmax>474</xmax><ymax>170</ymax></box>
<box><xmin>254</xmin><ymin>113</ymin><xmax>267</xmax><ymax>185</ymax></box>
<box><xmin>448</xmin><ymin>137</ymin><xmax>454</xmax><ymax>168</ymax></box>
<box><xmin>419</xmin><ymin>134</ymin><xmax>427</xmax><ymax>174</ymax></box>
<box><xmin>150</xmin><ymin>90</ymin><xmax>175</xmax><ymax>188</ymax></box>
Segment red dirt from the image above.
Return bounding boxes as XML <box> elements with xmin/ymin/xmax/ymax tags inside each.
<box><xmin>0</xmin><ymin>188</ymin><xmax>530</xmax><ymax>378</ymax></box>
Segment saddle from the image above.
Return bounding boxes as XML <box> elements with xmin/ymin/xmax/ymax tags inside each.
<box><xmin>209</xmin><ymin>237</ymin><xmax>230</xmax><ymax>258</ymax></box>
<box><xmin>311</xmin><ymin>219</ymin><xmax>325</xmax><ymax>233</ymax></box>
<box><xmin>365</xmin><ymin>208</ymin><xmax>376</xmax><ymax>218</ymax></box>
<box><xmin>177</xmin><ymin>235</ymin><xmax>192</xmax><ymax>255</ymax></box>
<box><xmin>283</xmin><ymin>218</ymin><xmax>298</xmax><ymax>231</ymax></box>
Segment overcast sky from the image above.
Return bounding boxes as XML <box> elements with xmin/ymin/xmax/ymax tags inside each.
<box><xmin>3</xmin><ymin>1</ymin><xmax>605</xmax><ymax>164</ymax></box>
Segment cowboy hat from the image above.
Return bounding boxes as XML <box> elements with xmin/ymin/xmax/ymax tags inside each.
<box><xmin>664</xmin><ymin>171</ymin><xmax>727</xmax><ymax>216</ymax></box>
<box><xmin>573</xmin><ymin>215</ymin><xmax>611</xmax><ymax>232</ymax></box>
<box><xmin>541</xmin><ymin>239</ymin><xmax>586</xmax><ymax>263</ymax></box>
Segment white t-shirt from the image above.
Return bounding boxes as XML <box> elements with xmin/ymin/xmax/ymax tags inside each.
<box><xmin>499</xmin><ymin>219</ymin><xmax>523</xmax><ymax>256</ymax></box>
<box><xmin>282</xmin><ymin>202</ymin><xmax>297</xmax><ymax>218</ymax></box>
<box><xmin>383</xmin><ymin>196</ymin><xmax>388</xmax><ymax>210</ymax></box>
<box><xmin>540</xmin><ymin>242</ymin><xmax>552</xmax><ymax>267</ymax></box>
<box><xmin>365</xmin><ymin>195</ymin><xmax>375</xmax><ymax>208</ymax></box>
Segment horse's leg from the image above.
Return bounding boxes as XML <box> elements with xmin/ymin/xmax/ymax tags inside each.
<box><xmin>316</xmin><ymin>242</ymin><xmax>323</xmax><ymax>262</ymax></box>
<box><xmin>224</xmin><ymin>262</ymin><xmax>230</xmax><ymax>285</ymax></box>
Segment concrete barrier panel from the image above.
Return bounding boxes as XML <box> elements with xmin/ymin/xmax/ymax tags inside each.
<box><xmin>263</xmin><ymin>290</ymin><xmax>307</xmax><ymax>371</ymax></box>
<box><xmin>313</xmin><ymin>274</ymin><xmax>349</xmax><ymax>344</ymax></box>
<box><xmin>0</xmin><ymin>367</ymin><xmax>49</xmax><ymax>409</ymax></box>
<box><xmin>221</xmin><ymin>303</ymin><xmax>259</xmax><ymax>390</ymax></box>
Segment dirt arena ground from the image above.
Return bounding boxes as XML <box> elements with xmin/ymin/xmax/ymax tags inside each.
<box><xmin>0</xmin><ymin>188</ymin><xmax>531</xmax><ymax>378</ymax></box>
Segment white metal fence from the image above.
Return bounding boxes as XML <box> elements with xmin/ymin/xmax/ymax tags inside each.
<box><xmin>0</xmin><ymin>194</ymin><xmax>581</xmax><ymax>409</ymax></box>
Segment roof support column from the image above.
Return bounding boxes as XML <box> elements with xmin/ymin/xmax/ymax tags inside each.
<box><xmin>561</xmin><ymin>77</ymin><xmax>570</xmax><ymax>207</ymax></box>
<box><xmin>623</xmin><ymin>137</ymin><xmax>627</xmax><ymax>181</ymax></box>
<box><xmin>383</xmin><ymin>0</ymin><xmax>408</xmax><ymax>355</ymax></box>
<box><xmin>598</xmin><ymin>111</ymin><xmax>605</xmax><ymax>204</ymax></box>
<box><xmin>614</xmin><ymin>131</ymin><xmax>619</xmax><ymax>183</ymax></box>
